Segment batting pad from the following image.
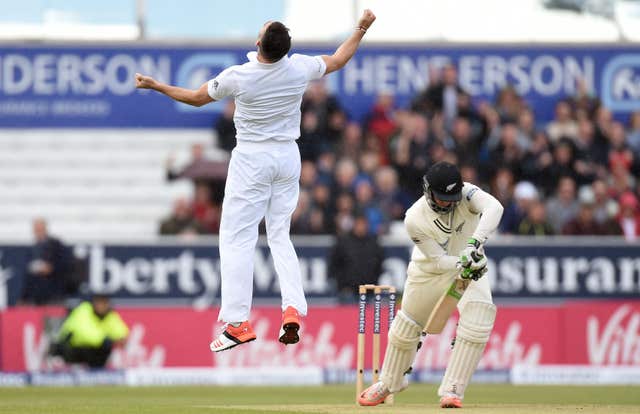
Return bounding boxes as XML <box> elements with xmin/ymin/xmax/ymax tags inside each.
<box><xmin>438</xmin><ymin>301</ymin><xmax>496</xmax><ymax>399</ymax></box>
<box><xmin>380</xmin><ymin>310</ymin><xmax>423</xmax><ymax>393</ymax></box>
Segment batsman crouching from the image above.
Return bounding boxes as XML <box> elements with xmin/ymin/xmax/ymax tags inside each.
<box><xmin>358</xmin><ymin>161</ymin><xmax>504</xmax><ymax>408</ymax></box>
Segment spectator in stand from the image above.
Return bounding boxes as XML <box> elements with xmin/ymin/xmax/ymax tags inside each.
<box><xmin>429</xmin><ymin>111</ymin><xmax>448</xmax><ymax>146</ymax></box>
<box><xmin>460</xmin><ymin>164</ymin><xmax>479</xmax><ymax>185</ymax></box>
<box><xmin>500</xmin><ymin>179</ymin><xmax>538</xmax><ymax>234</ymax></box>
<box><xmin>192</xmin><ymin>183</ymin><xmax>220</xmax><ymax>234</ymax></box>
<box><xmin>311</xmin><ymin>180</ymin><xmax>332</xmax><ymax>211</ymax></box>
<box><xmin>521</xmin><ymin>131</ymin><xmax>553</xmax><ymax>185</ymax></box>
<box><xmin>495</xmin><ymin>85</ymin><xmax>524</xmax><ymax>123</ymax></box>
<box><xmin>413</xmin><ymin>63</ymin><xmax>467</xmax><ymax>129</ymax></box>
<box><xmin>517</xmin><ymin>200</ymin><xmax>555</xmax><ymax>236</ymax></box>
<box><xmin>546</xmin><ymin>100</ymin><xmax>578</xmax><ymax>143</ymax></box>
<box><xmin>334</xmin><ymin>192</ymin><xmax>356</xmax><ymax>235</ymax></box>
<box><xmin>157</xmin><ymin>59</ymin><xmax>640</xmax><ymax>240</ymax></box>
<box><xmin>608</xmin><ymin>120</ymin><xmax>638</xmax><ymax>193</ymax></box>
<box><xmin>165</xmin><ymin>143</ymin><xmax>228</xmax><ymax>206</ymax></box>
<box><xmin>21</xmin><ymin>218</ymin><xmax>74</xmax><ymax>305</ymax></box>
<box><xmin>292</xmin><ymin>190</ymin><xmax>327</xmax><ymax>234</ymax></box>
<box><xmin>354</xmin><ymin>179</ymin><xmax>385</xmax><ymax>234</ymax></box>
<box><xmin>608</xmin><ymin>121</ymin><xmax>636</xmax><ymax>176</ymax></box>
<box><xmin>327</xmin><ymin>108</ymin><xmax>348</xmax><ymax>145</ymax></box>
<box><xmin>362</xmin><ymin>129</ymin><xmax>384</xmax><ymax>159</ymax></box>
<box><xmin>562</xmin><ymin>186</ymin><xmax>620</xmax><ymax>235</ymax></box>
<box><xmin>50</xmin><ymin>294</ymin><xmax>128</xmax><ymax>368</ymax></box>
<box><xmin>298</xmin><ymin>110</ymin><xmax>324</xmax><ymax>161</ymax></box>
<box><xmin>450</xmin><ymin>116</ymin><xmax>480</xmax><ymax>167</ymax></box>
<box><xmin>389</xmin><ymin>113</ymin><xmax>432</xmax><ymax>198</ymax></box>
<box><xmin>291</xmin><ymin>189</ymin><xmax>310</xmax><ymax>232</ymax></box>
<box><xmin>429</xmin><ymin>141</ymin><xmax>457</xmax><ymax>166</ymax></box>
<box><xmin>374</xmin><ymin>166</ymin><xmax>411</xmax><ymax>222</ymax></box>
<box><xmin>574</xmin><ymin>118</ymin><xmax>607</xmax><ymax>179</ymax></box>
<box><xmin>166</xmin><ymin>143</ymin><xmax>205</xmax><ymax>181</ymax></box>
<box><xmin>337</xmin><ymin>122</ymin><xmax>364</xmax><ymax>160</ymax></box>
<box><xmin>570</xmin><ymin>77</ymin><xmax>600</xmax><ymax>118</ymax></box>
<box><xmin>591</xmin><ymin>179</ymin><xmax>619</xmax><ymax>225</ymax></box>
<box><xmin>366</xmin><ymin>92</ymin><xmax>397</xmax><ymax>165</ymax></box>
<box><xmin>296</xmin><ymin>104</ymin><xmax>336</xmax><ymax>162</ymax></box>
<box><xmin>316</xmin><ymin>151</ymin><xmax>336</xmax><ymax>185</ymax></box>
<box><xmin>617</xmin><ymin>191</ymin><xmax>640</xmax><ymax>241</ymax></box>
<box><xmin>538</xmin><ymin>138</ymin><xmax>580</xmax><ymax>194</ymax></box>
<box><xmin>299</xmin><ymin>160</ymin><xmax>318</xmax><ymax>193</ymax></box>
<box><xmin>593</xmin><ymin>106</ymin><xmax>614</xmax><ymax>154</ymax></box>
<box><xmin>609</xmin><ymin>165</ymin><xmax>635</xmax><ymax>202</ymax></box>
<box><xmin>627</xmin><ymin>111</ymin><xmax>640</xmax><ymax>157</ymax></box>
<box><xmin>332</xmin><ymin>158</ymin><xmax>358</xmax><ymax>197</ymax></box>
<box><xmin>491</xmin><ymin>168</ymin><xmax>514</xmax><ymax>206</ymax></box>
<box><xmin>517</xmin><ymin>107</ymin><xmax>537</xmax><ymax>143</ymax></box>
<box><xmin>410</xmin><ymin>64</ymin><xmax>441</xmax><ymax>115</ymax></box>
<box><xmin>456</xmin><ymin>92</ymin><xmax>482</xmax><ymax>131</ymax></box>
<box><xmin>487</xmin><ymin>122</ymin><xmax>525</xmax><ymax>180</ymax></box>
<box><xmin>301</xmin><ymin>79</ymin><xmax>342</xmax><ymax>139</ymax></box>
<box><xmin>476</xmin><ymin>100</ymin><xmax>502</xmax><ymax>146</ymax></box>
<box><xmin>327</xmin><ymin>214</ymin><xmax>384</xmax><ymax>303</ymax></box>
<box><xmin>214</xmin><ymin>100</ymin><xmax>237</xmax><ymax>153</ymax></box>
<box><xmin>545</xmin><ymin>176</ymin><xmax>580</xmax><ymax>233</ymax></box>
<box><xmin>356</xmin><ymin>150</ymin><xmax>380</xmax><ymax>185</ymax></box>
<box><xmin>159</xmin><ymin>198</ymin><xmax>206</xmax><ymax>236</ymax></box>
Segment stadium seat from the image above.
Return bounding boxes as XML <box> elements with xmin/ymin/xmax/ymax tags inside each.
<box><xmin>0</xmin><ymin>129</ymin><xmax>225</xmax><ymax>240</ymax></box>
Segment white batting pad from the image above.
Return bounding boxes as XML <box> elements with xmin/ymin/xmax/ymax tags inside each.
<box><xmin>438</xmin><ymin>301</ymin><xmax>496</xmax><ymax>399</ymax></box>
<box><xmin>380</xmin><ymin>310</ymin><xmax>423</xmax><ymax>393</ymax></box>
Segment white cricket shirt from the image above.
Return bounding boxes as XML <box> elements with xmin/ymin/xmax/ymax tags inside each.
<box><xmin>404</xmin><ymin>183</ymin><xmax>504</xmax><ymax>275</ymax></box>
<box><xmin>207</xmin><ymin>51</ymin><xmax>326</xmax><ymax>143</ymax></box>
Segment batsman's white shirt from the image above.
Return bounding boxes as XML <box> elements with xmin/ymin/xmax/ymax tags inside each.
<box><xmin>401</xmin><ymin>183</ymin><xmax>503</xmax><ymax>325</ymax></box>
<box><xmin>207</xmin><ymin>51</ymin><xmax>326</xmax><ymax>322</ymax></box>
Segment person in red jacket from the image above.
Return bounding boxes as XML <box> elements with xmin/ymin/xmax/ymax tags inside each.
<box><xmin>617</xmin><ymin>191</ymin><xmax>640</xmax><ymax>241</ymax></box>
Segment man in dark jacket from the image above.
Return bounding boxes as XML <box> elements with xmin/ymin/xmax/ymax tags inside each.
<box><xmin>21</xmin><ymin>218</ymin><xmax>74</xmax><ymax>305</ymax></box>
<box><xmin>328</xmin><ymin>214</ymin><xmax>384</xmax><ymax>303</ymax></box>
<box><xmin>411</xmin><ymin>64</ymin><xmax>466</xmax><ymax>129</ymax></box>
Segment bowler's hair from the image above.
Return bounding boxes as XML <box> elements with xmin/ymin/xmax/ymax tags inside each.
<box><xmin>260</xmin><ymin>21</ymin><xmax>291</xmax><ymax>62</ymax></box>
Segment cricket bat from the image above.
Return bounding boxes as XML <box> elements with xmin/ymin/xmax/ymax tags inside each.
<box><xmin>424</xmin><ymin>278</ymin><xmax>470</xmax><ymax>334</ymax></box>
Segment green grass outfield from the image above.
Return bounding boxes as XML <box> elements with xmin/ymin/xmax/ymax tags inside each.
<box><xmin>1</xmin><ymin>384</ymin><xmax>639</xmax><ymax>414</ymax></box>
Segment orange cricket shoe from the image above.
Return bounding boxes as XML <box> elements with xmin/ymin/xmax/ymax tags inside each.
<box><xmin>358</xmin><ymin>381</ymin><xmax>390</xmax><ymax>406</ymax></box>
<box><xmin>279</xmin><ymin>306</ymin><xmax>301</xmax><ymax>345</ymax></box>
<box><xmin>209</xmin><ymin>321</ymin><xmax>256</xmax><ymax>352</ymax></box>
<box><xmin>440</xmin><ymin>394</ymin><xmax>463</xmax><ymax>408</ymax></box>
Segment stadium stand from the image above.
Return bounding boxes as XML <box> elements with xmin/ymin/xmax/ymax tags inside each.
<box><xmin>0</xmin><ymin>129</ymin><xmax>226</xmax><ymax>240</ymax></box>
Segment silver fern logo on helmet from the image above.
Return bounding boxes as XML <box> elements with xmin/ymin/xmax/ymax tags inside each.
<box><xmin>422</xmin><ymin>162</ymin><xmax>462</xmax><ymax>214</ymax></box>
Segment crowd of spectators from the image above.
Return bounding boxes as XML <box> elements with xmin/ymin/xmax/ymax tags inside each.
<box><xmin>159</xmin><ymin>63</ymin><xmax>640</xmax><ymax>242</ymax></box>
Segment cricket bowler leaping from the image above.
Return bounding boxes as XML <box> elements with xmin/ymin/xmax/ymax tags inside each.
<box><xmin>136</xmin><ymin>11</ymin><xmax>376</xmax><ymax>352</ymax></box>
<box><xmin>359</xmin><ymin>161</ymin><xmax>504</xmax><ymax>409</ymax></box>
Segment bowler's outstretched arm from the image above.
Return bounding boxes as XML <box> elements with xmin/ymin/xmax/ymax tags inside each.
<box><xmin>322</xmin><ymin>9</ymin><xmax>376</xmax><ymax>74</ymax></box>
<box><xmin>135</xmin><ymin>73</ymin><xmax>214</xmax><ymax>107</ymax></box>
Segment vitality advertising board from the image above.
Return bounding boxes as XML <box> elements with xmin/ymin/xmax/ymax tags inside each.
<box><xmin>1</xmin><ymin>301</ymin><xmax>638</xmax><ymax>372</ymax></box>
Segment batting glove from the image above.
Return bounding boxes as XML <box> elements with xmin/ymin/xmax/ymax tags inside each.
<box><xmin>459</xmin><ymin>238</ymin><xmax>488</xmax><ymax>281</ymax></box>
<box><xmin>460</xmin><ymin>263</ymin><xmax>487</xmax><ymax>281</ymax></box>
<box><xmin>460</xmin><ymin>238</ymin><xmax>484</xmax><ymax>266</ymax></box>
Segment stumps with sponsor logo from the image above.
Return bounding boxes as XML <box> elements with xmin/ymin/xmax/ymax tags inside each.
<box><xmin>356</xmin><ymin>284</ymin><xmax>397</xmax><ymax>404</ymax></box>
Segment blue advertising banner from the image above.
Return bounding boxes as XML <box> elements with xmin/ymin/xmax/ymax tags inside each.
<box><xmin>1</xmin><ymin>239</ymin><xmax>639</xmax><ymax>308</ymax></box>
<box><xmin>1</xmin><ymin>44</ymin><xmax>639</xmax><ymax>127</ymax></box>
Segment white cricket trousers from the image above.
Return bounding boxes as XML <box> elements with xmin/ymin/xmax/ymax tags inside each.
<box><xmin>217</xmin><ymin>139</ymin><xmax>307</xmax><ymax>323</ymax></box>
